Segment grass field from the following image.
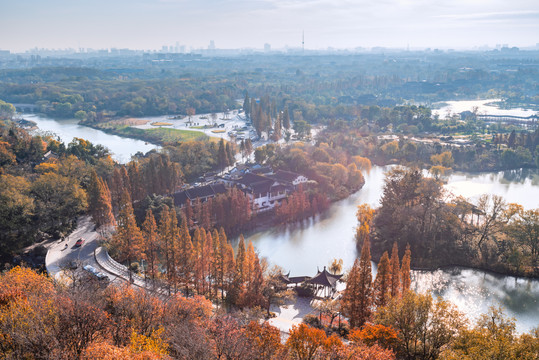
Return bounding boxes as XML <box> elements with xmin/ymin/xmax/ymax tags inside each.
<box><xmin>151</xmin><ymin>121</ymin><xmax>173</xmax><ymax>126</ymax></box>
<box><xmin>143</xmin><ymin>127</ymin><xmax>209</xmax><ymax>142</ymax></box>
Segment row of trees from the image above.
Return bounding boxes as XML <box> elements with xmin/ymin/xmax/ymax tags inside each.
<box><xmin>111</xmin><ymin>192</ymin><xmax>273</xmax><ymax>309</ymax></box>
<box><xmin>344</xmin><ymin>204</ymin><xmax>412</xmax><ymax>329</ymax></box>
<box><xmin>181</xmin><ymin>188</ymin><xmax>252</xmax><ymax>235</ymax></box>
<box><xmin>274</xmin><ymin>188</ymin><xmax>331</xmax><ymax>224</ymax></box>
<box><xmin>244</xmin><ymin>93</ymin><xmax>291</xmax><ymax>139</ymax></box>
<box><xmin>3</xmin><ymin>265</ymin><xmax>537</xmax><ymax>360</ymax></box>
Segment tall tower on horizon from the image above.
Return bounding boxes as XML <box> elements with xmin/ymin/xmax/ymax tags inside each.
<box><xmin>302</xmin><ymin>30</ymin><xmax>304</xmax><ymax>53</ymax></box>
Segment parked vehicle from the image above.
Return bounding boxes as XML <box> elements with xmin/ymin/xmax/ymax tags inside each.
<box><xmin>83</xmin><ymin>265</ymin><xmax>109</xmax><ymax>281</ymax></box>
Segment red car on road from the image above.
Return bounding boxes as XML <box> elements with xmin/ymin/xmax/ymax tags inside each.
<box><xmin>74</xmin><ymin>238</ymin><xmax>85</xmax><ymax>248</ymax></box>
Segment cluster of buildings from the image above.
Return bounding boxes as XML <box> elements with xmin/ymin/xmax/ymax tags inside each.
<box><xmin>172</xmin><ymin>164</ymin><xmax>310</xmax><ymax>213</ymax></box>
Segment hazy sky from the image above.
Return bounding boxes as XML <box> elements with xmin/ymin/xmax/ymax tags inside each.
<box><xmin>1</xmin><ymin>0</ymin><xmax>538</xmax><ymax>52</ymax></box>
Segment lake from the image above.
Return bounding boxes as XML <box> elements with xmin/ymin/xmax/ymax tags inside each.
<box><xmin>432</xmin><ymin>99</ymin><xmax>537</xmax><ymax>118</ymax></box>
<box><xmin>23</xmin><ymin>112</ymin><xmax>539</xmax><ymax>332</ymax></box>
<box><xmin>25</xmin><ymin>114</ymin><xmax>158</xmax><ymax>163</ymax></box>
<box><xmin>246</xmin><ymin>165</ymin><xmax>539</xmax><ymax>333</ymax></box>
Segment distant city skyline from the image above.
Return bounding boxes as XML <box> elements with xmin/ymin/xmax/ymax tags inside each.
<box><xmin>1</xmin><ymin>0</ymin><xmax>538</xmax><ymax>52</ymax></box>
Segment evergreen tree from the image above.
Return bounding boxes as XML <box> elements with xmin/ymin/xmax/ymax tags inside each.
<box><xmin>225</xmin><ymin>142</ymin><xmax>234</xmax><ymax>167</ymax></box>
<box><xmin>218</xmin><ymin>139</ymin><xmax>228</xmax><ymax>171</ymax></box>
<box><xmin>283</xmin><ymin>107</ymin><xmax>291</xmax><ymax>129</ymax></box>
<box><xmin>273</xmin><ymin>113</ymin><xmax>282</xmax><ymax>141</ymax></box>
<box><xmin>507</xmin><ymin>130</ymin><xmax>516</xmax><ymax>149</ymax></box>
<box><xmin>243</xmin><ymin>93</ymin><xmax>250</xmax><ymax>119</ymax></box>
<box><xmin>244</xmin><ymin>139</ymin><xmax>253</xmax><ymax>155</ymax></box>
<box><xmin>390</xmin><ymin>242</ymin><xmax>401</xmax><ymax>298</ymax></box>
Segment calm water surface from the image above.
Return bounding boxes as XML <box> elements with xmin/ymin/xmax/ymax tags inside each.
<box><xmin>23</xmin><ymin>113</ymin><xmax>539</xmax><ymax>331</ymax></box>
<box><xmin>246</xmin><ymin>165</ymin><xmax>539</xmax><ymax>332</ymax></box>
<box><xmin>26</xmin><ymin>114</ymin><xmax>158</xmax><ymax>163</ymax></box>
<box><xmin>432</xmin><ymin>99</ymin><xmax>537</xmax><ymax>118</ymax></box>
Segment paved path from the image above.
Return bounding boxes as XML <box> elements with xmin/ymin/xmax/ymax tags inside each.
<box><xmin>47</xmin><ymin>221</ymin><xmax>319</xmax><ymax>333</ymax></box>
<box><xmin>45</xmin><ymin>216</ymin><xmax>120</xmax><ymax>283</ymax></box>
<box><xmin>45</xmin><ymin>216</ymin><xmax>173</xmax><ymax>297</ymax></box>
<box><xmin>268</xmin><ymin>297</ymin><xmax>316</xmax><ymax>334</ymax></box>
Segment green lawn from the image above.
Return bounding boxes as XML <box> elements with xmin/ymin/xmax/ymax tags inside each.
<box><xmin>143</xmin><ymin>127</ymin><xmax>208</xmax><ymax>142</ymax></box>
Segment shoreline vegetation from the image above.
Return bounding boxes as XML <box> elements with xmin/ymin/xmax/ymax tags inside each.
<box><xmin>356</xmin><ymin>168</ymin><xmax>539</xmax><ymax>279</ymax></box>
<box><xmin>84</xmin><ymin>118</ymin><xmax>212</xmax><ymax>145</ymax></box>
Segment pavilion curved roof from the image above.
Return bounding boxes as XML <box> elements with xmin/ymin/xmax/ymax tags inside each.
<box><xmin>307</xmin><ymin>267</ymin><xmax>343</xmax><ymax>288</ymax></box>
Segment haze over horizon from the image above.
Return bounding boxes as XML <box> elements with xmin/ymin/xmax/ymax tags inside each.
<box><xmin>1</xmin><ymin>0</ymin><xmax>538</xmax><ymax>52</ymax></box>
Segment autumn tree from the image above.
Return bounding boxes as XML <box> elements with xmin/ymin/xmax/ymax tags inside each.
<box><xmin>286</xmin><ymin>323</ymin><xmax>328</xmax><ymax>360</ymax></box>
<box><xmin>401</xmin><ymin>244</ymin><xmax>412</xmax><ymax>293</ymax></box>
<box><xmin>349</xmin><ymin>324</ymin><xmax>399</xmax><ymax>351</ymax></box>
<box><xmin>389</xmin><ymin>242</ymin><xmax>401</xmax><ymax>299</ymax></box>
<box><xmin>209</xmin><ymin>315</ymin><xmax>253</xmax><ymax>360</ymax></box>
<box><xmin>356</xmin><ymin>204</ymin><xmax>375</xmax><ymax>248</ymax></box>
<box><xmin>342</xmin><ymin>237</ymin><xmax>373</xmax><ymax>329</ymax></box>
<box><xmin>474</xmin><ymin>194</ymin><xmax>508</xmax><ymax>263</ymax></box>
<box><xmin>376</xmin><ymin>291</ymin><xmax>465</xmax><ymax>360</ymax></box>
<box><xmin>373</xmin><ymin>251</ymin><xmax>391</xmax><ymax>308</ymax></box>
<box><xmin>88</xmin><ymin>169</ymin><xmax>115</xmax><ymax>229</ymax></box>
<box><xmin>438</xmin><ymin>306</ymin><xmax>539</xmax><ymax>360</ymax></box>
<box><xmin>329</xmin><ymin>258</ymin><xmax>343</xmax><ymax>275</ymax></box>
<box><xmin>141</xmin><ymin>209</ymin><xmax>159</xmax><ymax>282</ymax></box>
<box><xmin>504</xmin><ymin>206</ymin><xmax>539</xmax><ymax>267</ymax></box>
<box><xmin>245</xmin><ymin>321</ymin><xmax>283</xmax><ymax>360</ymax></box>
<box><xmin>112</xmin><ymin>190</ymin><xmax>144</xmax><ymax>282</ymax></box>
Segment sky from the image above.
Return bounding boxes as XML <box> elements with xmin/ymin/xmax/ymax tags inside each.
<box><xmin>1</xmin><ymin>0</ymin><xmax>538</xmax><ymax>52</ymax></box>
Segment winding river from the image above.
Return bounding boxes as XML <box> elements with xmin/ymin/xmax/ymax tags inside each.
<box><xmin>25</xmin><ymin>111</ymin><xmax>539</xmax><ymax>332</ymax></box>
<box><xmin>245</xmin><ymin>166</ymin><xmax>539</xmax><ymax>333</ymax></box>
<box><xmin>25</xmin><ymin>114</ymin><xmax>158</xmax><ymax>163</ymax></box>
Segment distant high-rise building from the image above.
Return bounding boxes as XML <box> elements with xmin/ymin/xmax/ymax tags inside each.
<box><xmin>161</xmin><ymin>45</ymin><xmax>168</xmax><ymax>53</ymax></box>
<box><xmin>264</xmin><ymin>43</ymin><xmax>271</xmax><ymax>52</ymax></box>
<box><xmin>208</xmin><ymin>40</ymin><xmax>215</xmax><ymax>50</ymax></box>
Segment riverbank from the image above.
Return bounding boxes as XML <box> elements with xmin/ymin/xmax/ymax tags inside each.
<box><xmin>83</xmin><ymin>119</ymin><xmax>211</xmax><ymax>145</ymax></box>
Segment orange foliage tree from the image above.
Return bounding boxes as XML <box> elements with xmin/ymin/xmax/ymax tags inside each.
<box><xmin>286</xmin><ymin>323</ymin><xmax>330</xmax><ymax>360</ymax></box>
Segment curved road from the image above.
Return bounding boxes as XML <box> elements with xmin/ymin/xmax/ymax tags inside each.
<box><xmin>45</xmin><ymin>216</ymin><xmax>120</xmax><ymax>283</ymax></box>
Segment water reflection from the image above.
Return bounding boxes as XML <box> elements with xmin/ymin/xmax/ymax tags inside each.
<box><xmin>446</xmin><ymin>169</ymin><xmax>539</xmax><ymax>209</ymax></box>
<box><xmin>246</xmin><ymin>165</ymin><xmax>539</xmax><ymax>332</ymax></box>
<box><xmin>413</xmin><ymin>268</ymin><xmax>539</xmax><ymax>332</ymax></box>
